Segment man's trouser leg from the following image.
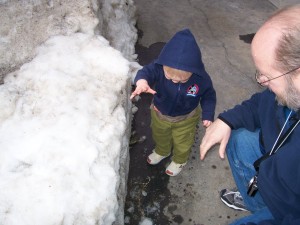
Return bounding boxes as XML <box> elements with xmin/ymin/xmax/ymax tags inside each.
<box><xmin>227</xmin><ymin>129</ymin><xmax>274</xmax><ymax>224</ymax></box>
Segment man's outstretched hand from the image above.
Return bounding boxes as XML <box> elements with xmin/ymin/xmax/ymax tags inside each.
<box><xmin>200</xmin><ymin>118</ymin><xmax>231</xmax><ymax>160</ymax></box>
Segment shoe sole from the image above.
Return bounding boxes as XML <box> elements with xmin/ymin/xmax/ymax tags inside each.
<box><xmin>220</xmin><ymin>197</ymin><xmax>248</xmax><ymax>211</ymax></box>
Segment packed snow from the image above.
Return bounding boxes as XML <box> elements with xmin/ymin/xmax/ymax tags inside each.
<box><xmin>0</xmin><ymin>0</ymin><xmax>140</xmax><ymax>224</ymax></box>
<box><xmin>0</xmin><ymin>32</ymin><xmax>133</xmax><ymax>225</ymax></box>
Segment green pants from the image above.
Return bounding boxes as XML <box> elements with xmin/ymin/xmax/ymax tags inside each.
<box><xmin>150</xmin><ymin>108</ymin><xmax>200</xmax><ymax>164</ymax></box>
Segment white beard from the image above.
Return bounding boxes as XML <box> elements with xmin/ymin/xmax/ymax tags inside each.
<box><xmin>276</xmin><ymin>78</ymin><xmax>300</xmax><ymax>111</ymax></box>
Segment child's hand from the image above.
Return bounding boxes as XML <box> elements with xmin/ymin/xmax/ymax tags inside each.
<box><xmin>130</xmin><ymin>79</ymin><xmax>157</xmax><ymax>100</ymax></box>
<box><xmin>202</xmin><ymin>120</ymin><xmax>212</xmax><ymax>128</ymax></box>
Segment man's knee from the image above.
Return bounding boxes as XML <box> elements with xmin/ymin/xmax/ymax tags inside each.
<box><xmin>226</xmin><ymin>128</ymin><xmax>261</xmax><ymax>164</ymax></box>
<box><xmin>228</xmin><ymin>128</ymin><xmax>259</xmax><ymax>148</ymax></box>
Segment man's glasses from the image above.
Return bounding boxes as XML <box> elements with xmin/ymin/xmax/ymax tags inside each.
<box><xmin>255</xmin><ymin>66</ymin><xmax>300</xmax><ymax>86</ymax></box>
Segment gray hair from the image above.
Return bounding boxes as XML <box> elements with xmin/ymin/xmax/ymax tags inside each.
<box><xmin>270</xmin><ymin>4</ymin><xmax>300</xmax><ymax>72</ymax></box>
<box><xmin>276</xmin><ymin>26</ymin><xmax>300</xmax><ymax>72</ymax></box>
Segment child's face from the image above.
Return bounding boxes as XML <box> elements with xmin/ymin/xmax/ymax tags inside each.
<box><xmin>163</xmin><ymin>66</ymin><xmax>192</xmax><ymax>83</ymax></box>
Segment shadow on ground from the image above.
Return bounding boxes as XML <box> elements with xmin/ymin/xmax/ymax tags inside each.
<box><xmin>124</xmin><ymin>33</ymin><xmax>181</xmax><ymax>224</ymax></box>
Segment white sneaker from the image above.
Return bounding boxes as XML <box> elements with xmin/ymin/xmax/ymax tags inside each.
<box><xmin>165</xmin><ymin>161</ymin><xmax>187</xmax><ymax>176</ymax></box>
<box><xmin>147</xmin><ymin>150</ymin><xmax>169</xmax><ymax>165</ymax></box>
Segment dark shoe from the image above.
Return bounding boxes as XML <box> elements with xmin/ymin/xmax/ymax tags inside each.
<box><xmin>220</xmin><ymin>188</ymin><xmax>248</xmax><ymax>211</ymax></box>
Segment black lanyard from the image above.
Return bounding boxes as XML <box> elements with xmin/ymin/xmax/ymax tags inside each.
<box><xmin>253</xmin><ymin>117</ymin><xmax>300</xmax><ymax>172</ymax></box>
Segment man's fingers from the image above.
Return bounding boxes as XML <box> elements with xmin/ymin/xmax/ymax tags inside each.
<box><xmin>200</xmin><ymin>141</ymin><xmax>211</xmax><ymax>160</ymax></box>
<box><xmin>199</xmin><ymin>119</ymin><xmax>231</xmax><ymax>160</ymax></box>
<box><xmin>219</xmin><ymin>141</ymin><xmax>227</xmax><ymax>159</ymax></box>
<box><xmin>200</xmin><ymin>148</ymin><xmax>206</xmax><ymax>160</ymax></box>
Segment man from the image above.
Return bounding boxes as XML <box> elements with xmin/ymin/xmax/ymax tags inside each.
<box><xmin>200</xmin><ymin>4</ymin><xmax>300</xmax><ymax>225</ymax></box>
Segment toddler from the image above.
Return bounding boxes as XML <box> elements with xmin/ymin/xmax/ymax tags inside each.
<box><xmin>131</xmin><ymin>29</ymin><xmax>216</xmax><ymax>176</ymax></box>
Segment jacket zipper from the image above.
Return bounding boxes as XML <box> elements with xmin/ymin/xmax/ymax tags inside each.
<box><xmin>169</xmin><ymin>83</ymin><xmax>181</xmax><ymax>114</ymax></box>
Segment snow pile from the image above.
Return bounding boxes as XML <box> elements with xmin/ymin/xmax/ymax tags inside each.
<box><xmin>0</xmin><ymin>33</ymin><xmax>132</xmax><ymax>224</ymax></box>
<box><xmin>0</xmin><ymin>0</ymin><xmax>137</xmax><ymax>81</ymax></box>
<box><xmin>98</xmin><ymin>0</ymin><xmax>138</xmax><ymax>61</ymax></box>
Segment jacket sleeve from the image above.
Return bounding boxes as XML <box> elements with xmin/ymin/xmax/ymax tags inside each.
<box><xmin>242</xmin><ymin>215</ymin><xmax>300</xmax><ymax>225</ymax></box>
<box><xmin>199</xmin><ymin>76</ymin><xmax>216</xmax><ymax>121</ymax></box>
<box><xmin>134</xmin><ymin>62</ymin><xmax>161</xmax><ymax>87</ymax></box>
<box><xmin>218</xmin><ymin>91</ymin><xmax>263</xmax><ymax>131</ymax></box>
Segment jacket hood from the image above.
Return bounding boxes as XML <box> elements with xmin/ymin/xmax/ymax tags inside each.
<box><xmin>156</xmin><ymin>29</ymin><xmax>204</xmax><ymax>75</ymax></box>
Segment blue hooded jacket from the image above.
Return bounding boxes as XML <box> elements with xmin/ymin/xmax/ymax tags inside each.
<box><xmin>134</xmin><ymin>29</ymin><xmax>216</xmax><ymax>121</ymax></box>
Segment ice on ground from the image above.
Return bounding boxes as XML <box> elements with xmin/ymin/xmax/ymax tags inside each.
<box><xmin>139</xmin><ymin>217</ymin><xmax>154</xmax><ymax>225</ymax></box>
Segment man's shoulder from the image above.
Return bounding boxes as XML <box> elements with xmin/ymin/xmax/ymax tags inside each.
<box><xmin>250</xmin><ymin>89</ymin><xmax>275</xmax><ymax>104</ymax></box>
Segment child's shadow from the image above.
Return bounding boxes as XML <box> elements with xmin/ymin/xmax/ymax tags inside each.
<box><xmin>136</xmin><ymin>42</ymin><xmax>166</xmax><ymax>66</ymax></box>
<box><xmin>125</xmin><ymin>41</ymin><xmax>175</xmax><ymax>225</ymax></box>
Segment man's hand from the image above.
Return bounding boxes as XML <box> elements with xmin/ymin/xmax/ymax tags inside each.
<box><xmin>200</xmin><ymin>118</ymin><xmax>231</xmax><ymax>160</ymax></box>
<box><xmin>130</xmin><ymin>79</ymin><xmax>157</xmax><ymax>100</ymax></box>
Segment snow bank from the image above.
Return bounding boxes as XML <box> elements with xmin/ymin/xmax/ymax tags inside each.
<box><xmin>0</xmin><ymin>0</ymin><xmax>138</xmax><ymax>224</ymax></box>
<box><xmin>0</xmin><ymin>0</ymin><xmax>138</xmax><ymax>81</ymax></box>
<box><xmin>0</xmin><ymin>33</ymin><xmax>132</xmax><ymax>225</ymax></box>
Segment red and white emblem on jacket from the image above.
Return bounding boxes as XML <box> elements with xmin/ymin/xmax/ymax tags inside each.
<box><xmin>186</xmin><ymin>84</ymin><xmax>199</xmax><ymax>97</ymax></box>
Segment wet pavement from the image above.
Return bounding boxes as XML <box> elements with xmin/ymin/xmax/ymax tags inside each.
<box><xmin>125</xmin><ymin>39</ymin><xmax>172</xmax><ymax>224</ymax></box>
<box><xmin>125</xmin><ymin>1</ymin><xmax>279</xmax><ymax>225</ymax></box>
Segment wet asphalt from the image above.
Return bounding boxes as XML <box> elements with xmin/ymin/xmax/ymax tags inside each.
<box><xmin>125</xmin><ymin>1</ymin><xmax>280</xmax><ymax>225</ymax></box>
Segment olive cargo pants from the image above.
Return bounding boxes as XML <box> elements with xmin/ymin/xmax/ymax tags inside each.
<box><xmin>150</xmin><ymin>108</ymin><xmax>200</xmax><ymax>164</ymax></box>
